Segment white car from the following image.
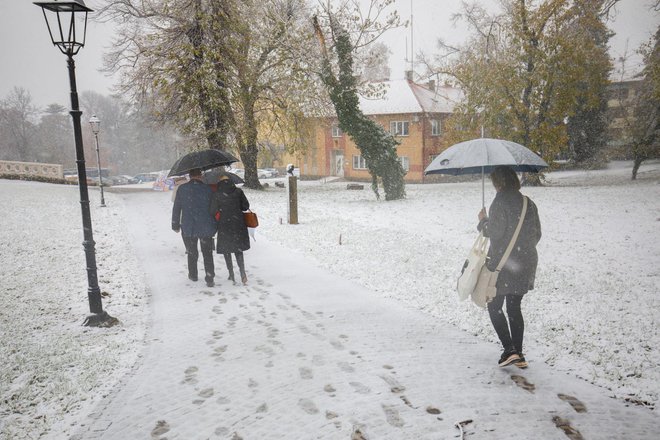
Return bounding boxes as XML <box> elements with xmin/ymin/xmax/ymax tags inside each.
<box><xmin>258</xmin><ymin>169</ymin><xmax>275</xmax><ymax>178</ymax></box>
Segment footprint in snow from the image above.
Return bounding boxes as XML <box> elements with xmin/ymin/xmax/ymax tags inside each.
<box><xmin>214</xmin><ymin>427</ymin><xmax>229</xmax><ymax>436</ymax></box>
<box><xmin>511</xmin><ymin>375</ymin><xmax>535</xmax><ymax>393</ymax></box>
<box><xmin>256</xmin><ymin>403</ymin><xmax>268</xmax><ymax>413</ymax></box>
<box><xmin>324</xmin><ymin>384</ymin><xmax>336</xmax><ymax>393</ymax></box>
<box><xmin>558</xmin><ymin>394</ymin><xmax>587</xmax><ymax>413</ymax></box>
<box><xmin>400</xmin><ymin>395</ymin><xmax>415</xmax><ymax>408</ymax></box>
<box><xmin>298</xmin><ymin>398</ymin><xmax>319</xmax><ymax>414</ymax></box>
<box><xmin>299</xmin><ymin>367</ymin><xmax>314</xmax><ymax>379</ymax></box>
<box><xmin>181</xmin><ymin>366</ymin><xmax>198</xmax><ymax>385</ymax></box>
<box><xmin>338</xmin><ymin>361</ymin><xmax>355</xmax><ymax>373</ymax></box>
<box><xmin>552</xmin><ymin>416</ymin><xmax>584</xmax><ymax>440</ymax></box>
<box><xmin>330</xmin><ymin>340</ymin><xmax>345</xmax><ymax>350</ymax></box>
<box><xmin>150</xmin><ymin>420</ymin><xmax>170</xmax><ymax>438</ymax></box>
<box><xmin>379</xmin><ymin>375</ymin><xmax>406</xmax><ymax>393</ymax></box>
<box><xmin>382</xmin><ymin>404</ymin><xmax>405</xmax><ymax>427</ymax></box>
<box><xmin>198</xmin><ymin>388</ymin><xmax>214</xmax><ymax>398</ymax></box>
<box><xmin>349</xmin><ymin>382</ymin><xmax>370</xmax><ymax>394</ymax></box>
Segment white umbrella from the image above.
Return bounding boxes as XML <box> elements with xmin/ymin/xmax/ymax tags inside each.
<box><xmin>424</xmin><ymin>138</ymin><xmax>548</xmax><ymax>206</ymax></box>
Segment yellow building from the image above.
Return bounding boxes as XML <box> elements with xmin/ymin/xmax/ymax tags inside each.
<box><xmin>282</xmin><ymin>79</ymin><xmax>462</xmax><ymax>183</ymax></box>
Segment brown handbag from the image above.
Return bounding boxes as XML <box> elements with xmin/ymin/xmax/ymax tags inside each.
<box><xmin>244</xmin><ymin>210</ymin><xmax>258</xmax><ymax>228</ymax></box>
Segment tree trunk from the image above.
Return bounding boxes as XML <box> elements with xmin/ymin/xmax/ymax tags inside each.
<box><xmin>241</xmin><ymin>100</ymin><xmax>262</xmax><ymax>190</ymax></box>
<box><xmin>632</xmin><ymin>157</ymin><xmax>644</xmax><ymax>180</ymax></box>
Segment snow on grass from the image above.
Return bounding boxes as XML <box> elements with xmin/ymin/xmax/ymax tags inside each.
<box><xmin>0</xmin><ymin>160</ymin><xmax>657</xmax><ymax>439</ymax></box>
<box><xmin>246</xmin><ymin>161</ymin><xmax>660</xmax><ymax>408</ymax></box>
<box><xmin>0</xmin><ymin>182</ymin><xmax>149</xmax><ymax>439</ymax></box>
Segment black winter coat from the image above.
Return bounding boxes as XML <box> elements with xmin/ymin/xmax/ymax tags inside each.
<box><xmin>478</xmin><ymin>190</ymin><xmax>542</xmax><ymax>296</ymax></box>
<box><xmin>209</xmin><ymin>180</ymin><xmax>250</xmax><ymax>254</ymax></box>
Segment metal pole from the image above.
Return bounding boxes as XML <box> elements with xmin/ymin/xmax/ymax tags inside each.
<box><xmin>66</xmin><ymin>54</ymin><xmax>113</xmax><ymax>326</ymax></box>
<box><xmin>482</xmin><ymin>166</ymin><xmax>485</xmax><ymax>208</ymax></box>
<box><xmin>93</xmin><ymin>131</ymin><xmax>106</xmax><ymax>207</ymax></box>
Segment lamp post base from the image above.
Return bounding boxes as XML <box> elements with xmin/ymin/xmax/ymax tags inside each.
<box><xmin>83</xmin><ymin>311</ymin><xmax>119</xmax><ymax>327</ymax></box>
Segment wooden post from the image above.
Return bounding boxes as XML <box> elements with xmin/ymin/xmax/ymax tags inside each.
<box><xmin>288</xmin><ymin>175</ymin><xmax>298</xmax><ymax>224</ymax></box>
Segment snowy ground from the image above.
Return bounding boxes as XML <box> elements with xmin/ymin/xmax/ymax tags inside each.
<box><xmin>248</xmin><ymin>161</ymin><xmax>660</xmax><ymax>405</ymax></box>
<box><xmin>0</xmin><ymin>160</ymin><xmax>658</xmax><ymax>439</ymax></box>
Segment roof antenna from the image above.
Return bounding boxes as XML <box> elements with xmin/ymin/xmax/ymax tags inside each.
<box><xmin>410</xmin><ymin>0</ymin><xmax>414</xmax><ymax>74</ymax></box>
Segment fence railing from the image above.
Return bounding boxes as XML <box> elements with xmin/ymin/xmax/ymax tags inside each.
<box><xmin>0</xmin><ymin>160</ymin><xmax>64</xmax><ymax>179</ymax></box>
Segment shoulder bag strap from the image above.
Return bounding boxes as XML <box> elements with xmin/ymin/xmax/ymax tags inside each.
<box><xmin>495</xmin><ymin>196</ymin><xmax>528</xmax><ymax>272</ymax></box>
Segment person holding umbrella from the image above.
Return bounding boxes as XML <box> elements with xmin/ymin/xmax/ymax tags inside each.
<box><xmin>172</xmin><ymin>168</ymin><xmax>217</xmax><ymax>287</ymax></box>
<box><xmin>477</xmin><ymin>166</ymin><xmax>542</xmax><ymax>368</ymax></box>
<box><xmin>210</xmin><ymin>174</ymin><xmax>251</xmax><ymax>284</ymax></box>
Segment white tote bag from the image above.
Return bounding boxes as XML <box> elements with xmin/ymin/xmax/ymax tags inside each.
<box><xmin>456</xmin><ymin>232</ymin><xmax>489</xmax><ymax>301</ymax></box>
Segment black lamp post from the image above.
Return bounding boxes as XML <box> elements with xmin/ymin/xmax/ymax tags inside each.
<box><xmin>34</xmin><ymin>0</ymin><xmax>115</xmax><ymax>326</ymax></box>
<box><xmin>89</xmin><ymin>114</ymin><xmax>106</xmax><ymax>207</ymax></box>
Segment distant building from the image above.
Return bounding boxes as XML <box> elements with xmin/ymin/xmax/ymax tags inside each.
<box><xmin>606</xmin><ymin>79</ymin><xmax>644</xmax><ymax>155</ymax></box>
<box><xmin>280</xmin><ymin>79</ymin><xmax>462</xmax><ymax>183</ymax></box>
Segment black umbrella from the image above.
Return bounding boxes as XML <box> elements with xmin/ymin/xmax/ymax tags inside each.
<box><xmin>167</xmin><ymin>149</ymin><xmax>239</xmax><ymax>177</ymax></box>
<box><xmin>202</xmin><ymin>169</ymin><xmax>244</xmax><ymax>185</ymax></box>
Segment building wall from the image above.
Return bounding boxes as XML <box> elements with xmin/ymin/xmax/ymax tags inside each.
<box><xmin>299</xmin><ymin>113</ymin><xmax>452</xmax><ymax>182</ymax></box>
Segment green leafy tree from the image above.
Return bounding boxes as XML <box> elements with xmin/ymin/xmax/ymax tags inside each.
<box><xmin>312</xmin><ymin>2</ymin><xmax>405</xmax><ymax>201</ymax></box>
<box><xmin>426</xmin><ymin>0</ymin><xmax>617</xmax><ymax>180</ymax></box>
<box><xmin>101</xmin><ymin>0</ymin><xmax>318</xmax><ymax>189</ymax></box>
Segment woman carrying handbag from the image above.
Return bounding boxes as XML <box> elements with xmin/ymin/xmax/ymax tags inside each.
<box><xmin>477</xmin><ymin>166</ymin><xmax>542</xmax><ymax>368</ymax></box>
<box><xmin>210</xmin><ymin>174</ymin><xmax>251</xmax><ymax>284</ymax></box>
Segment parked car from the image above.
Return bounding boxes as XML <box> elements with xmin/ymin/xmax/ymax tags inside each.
<box><xmin>263</xmin><ymin>167</ymin><xmax>279</xmax><ymax>177</ymax></box>
<box><xmin>133</xmin><ymin>172</ymin><xmax>159</xmax><ymax>183</ymax></box>
<box><xmin>120</xmin><ymin>174</ymin><xmax>139</xmax><ymax>184</ymax></box>
<box><xmin>257</xmin><ymin>168</ymin><xmax>275</xmax><ymax>179</ymax></box>
<box><xmin>107</xmin><ymin>175</ymin><xmax>129</xmax><ymax>185</ymax></box>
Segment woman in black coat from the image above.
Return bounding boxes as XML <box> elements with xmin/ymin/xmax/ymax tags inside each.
<box><xmin>209</xmin><ymin>175</ymin><xmax>251</xmax><ymax>284</ymax></box>
<box><xmin>478</xmin><ymin>166</ymin><xmax>542</xmax><ymax>368</ymax></box>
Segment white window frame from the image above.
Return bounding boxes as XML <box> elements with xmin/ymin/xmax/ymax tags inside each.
<box><xmin>352</xmin><ymin>155</ymin><xmax>368</xmax><ymax>170</ymax></box>
<box><xmin>431</xmin><ymin>119</ymin><xmax>441</xmax><ymax>136</ymax></box>
<box><xmin>399</xmin><ymin>156</ymin><xmax>410</xmax><ymax>172</ymax></box>
<box><xmin>331</xmin><ymin>125</ymin><xmax>342</xmax><ymax>138</ymax></box>
<box><xmin>389</xmin><ymin>120</ymin><xmax>409</xmax><ymax>136</ymax></box>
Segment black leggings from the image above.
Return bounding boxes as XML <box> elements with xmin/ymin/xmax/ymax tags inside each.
<box><xmin>487</xmin><ymin>295</ymin><xmax>524</xmax><ymax>353</ymax></box>
<box><xmin>223</xmin><ymin>251</ymin><xmax>246</xmax><ymax>280</ymax></box>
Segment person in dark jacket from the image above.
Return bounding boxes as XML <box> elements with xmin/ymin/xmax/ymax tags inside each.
<box><xmin>172</xmin><ymin>168</ymin><xmax>217</xmax><ymax>287</ymax></box>
<box><xmin>478</xmin><ymin>166</ymin><xmax>542</xmax><ymax>368</ymax></box>
<box><xmin>209</xmin><ymin>174</ymin><xmax>251</xmax><ymax>284</ymax></box>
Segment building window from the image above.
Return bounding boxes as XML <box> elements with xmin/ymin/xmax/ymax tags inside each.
<box><xmin>332</xmin><ymin>125</ymin><xmax>342</xmax><ymax>137</ymax></box>
<box><xmin>389</xmin><ymin>121</ymin><xmax>409</xmax><ymax>136</ymax></box>
<box><xmin>431</xmin><ymin>119</ymin><xmax>441</xmax><ymax>136</ymax></box>
<box><xmin>399</xmin><ymin>156</ymin><xmax>410</xmax><ymax>172</ymax></box>
<box><xmin>352</xmin><ymin>155</ymin><xmax>368</xmax><ymax>170</ymax></box>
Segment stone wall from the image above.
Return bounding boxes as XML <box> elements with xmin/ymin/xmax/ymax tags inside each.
<box><xmin>0</xmin><ymin>160</ymin><xmax>64</xmax><ymax>179</ymax></box>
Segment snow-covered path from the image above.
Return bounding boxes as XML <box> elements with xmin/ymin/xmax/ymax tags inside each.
<box><xmin>71</xmin><ymin>192</ymin><xmax>658</xmax><ymax>440</ymax></box>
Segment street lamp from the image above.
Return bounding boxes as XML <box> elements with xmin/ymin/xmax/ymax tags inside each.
<box><xmin>89</xmin><ymin>115</ymin><xmax>106</xmax><ymax>207</ymax></box>
<box><xmin>34</xmin><ymin>0</ymin><xmax>115</xmax><ymax>326</ymax></box>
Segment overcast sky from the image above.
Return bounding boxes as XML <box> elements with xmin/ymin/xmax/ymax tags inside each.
<box><xmin>0</xmin><ymin>0</ymin><xmax>657</xmax><ymax>110</ymax></box>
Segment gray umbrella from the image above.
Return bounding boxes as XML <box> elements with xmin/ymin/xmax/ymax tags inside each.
<box><xmin>424</xmin><ymin>138</ymin><xmax>548</xmax><ymax>206</ymax></box>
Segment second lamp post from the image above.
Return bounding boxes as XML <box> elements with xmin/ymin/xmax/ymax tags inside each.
<box><xmin>89</xmin><ymin>114</ymin><xmax>106</xmax><ymax>207</ymax></box>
